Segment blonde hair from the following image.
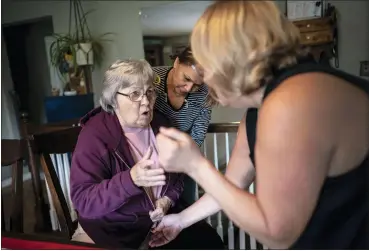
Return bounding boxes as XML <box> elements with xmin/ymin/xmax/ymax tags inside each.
<box><xmin>191</xmin><ymin>0</ymin><xmax>309</xmax><ymax>97</ymax></box>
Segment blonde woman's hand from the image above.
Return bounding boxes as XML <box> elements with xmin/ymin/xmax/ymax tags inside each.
<box><xmin>156</xmin><ymin>127</ymin><xmax>204</xmax><ymax>175</ymax></box>
<box><xmin>149</xmin><ymin>214</ymin><xmax>183</xmax><ymax>247</ymax></box>
<box><xmin>149</xmin><ymin>196</ymin><xmax>172</xmax><ymax>223</ymax></box>
<box><xmin>130</xmin><ymin>147</ymin><xmax>166</xmax><ymax>187</ymax></box>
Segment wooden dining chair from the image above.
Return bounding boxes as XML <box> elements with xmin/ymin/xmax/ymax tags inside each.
<box><xmin>19</xmin><ymin>112</ymin><xmax>80</xmax><ymax>233</ymax></box>
<box><xmin>1</xmin><ymin>139</ymin><xmax>28</xmax><ymax>233</ymax></box>
<box><xmin>30</xmin><ymin>126</ymin><xmax>82</xmax><ymax>239</ymax></box>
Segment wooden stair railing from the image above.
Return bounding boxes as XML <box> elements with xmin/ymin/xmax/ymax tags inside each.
<box><xmin>202</xmin><ymin>122</ymin><xmax>266</xmax><ymax>249</ymax></box>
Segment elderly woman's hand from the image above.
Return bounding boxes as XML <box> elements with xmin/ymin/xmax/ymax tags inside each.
<box><xmin>156</xmin><ymin>127</ymin><xmax>204</xmax><ymax>176</ymax></box>
<box><xmin>130</xmin><ymin>147</ymin><xmax>166</xmax><ymax>187</ymax></box>
<box><xmin>149</xmin><ymin>196</ymin><xmax>172</xmax><ymax>222</ymax></box>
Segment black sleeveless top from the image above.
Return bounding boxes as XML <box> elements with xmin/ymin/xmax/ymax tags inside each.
<box><xmin>246</xmin><ymin>57</ymin><xmax>369</xmax><ymax>249</ymax></box>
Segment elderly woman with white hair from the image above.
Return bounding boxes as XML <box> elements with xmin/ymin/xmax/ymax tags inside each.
<box><xmin>69</xmin><ymin>59</ymin><xmax>224</xmax><ymax>249</ymax></box>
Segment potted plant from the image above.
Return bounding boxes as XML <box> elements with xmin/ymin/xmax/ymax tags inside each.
<box><xmin>49</xmin><ymin>0</ymin><xmax>113</xmax><ymax>93</ymax></box>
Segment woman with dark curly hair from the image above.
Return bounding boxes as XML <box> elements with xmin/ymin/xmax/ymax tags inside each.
<box><xmin>152</xmin><ymin>47</ymin><xmax>213</xmax><ymax>206</ymax></box>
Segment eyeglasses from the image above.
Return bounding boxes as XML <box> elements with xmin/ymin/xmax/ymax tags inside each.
<box><xmin>117</xmin><ymin>89</ymin><xmax>157</xmax><ymax>102</ymax></box>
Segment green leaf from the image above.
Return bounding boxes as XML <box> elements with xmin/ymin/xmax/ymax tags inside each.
<box><xmin>48</xmin><ymin>0</ymin><xmax>115</xmax><ymax>75</ymax></box>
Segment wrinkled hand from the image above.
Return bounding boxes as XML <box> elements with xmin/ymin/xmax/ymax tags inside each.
<box><xmin>130</xmin><ymin>147</ymin><xmax>166</xmax><ymax>187</ymax></box>
<box><xmin>149</xmin><ymin>196</ymin><xmax>172</xmax><ymax>223</ymax></box>
<box><xmin>156</xmin><ymin>127</ymin><xmax>204</xmax><ymax>175</ymax></box>
<box><xmin>149</xmin><ymin>214</ymin><xmax>183</xmax><ymax>247</ymax></box>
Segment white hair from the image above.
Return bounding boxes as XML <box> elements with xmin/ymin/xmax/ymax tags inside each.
<box><xmin>99</xmin><ymin>59</ymin><xmax>155</xmax><ymax>113</ymax></box>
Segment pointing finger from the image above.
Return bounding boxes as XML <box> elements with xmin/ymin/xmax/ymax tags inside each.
<box><xmin>142</xmin><ymin>146</ymin><xmax>153</xmax><ymax>160</ymax></box>
<box><xmin>140</xmin><ymin>159</ymin><xmax>155</xmax><ymax>169</ymax></box>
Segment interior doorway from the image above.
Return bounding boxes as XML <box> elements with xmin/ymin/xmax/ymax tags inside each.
<box><xmin>140</xmin><ymin>1</ymin><xmax>213</xmax><ymax>67</ymax></box>
<box><xmin>2</xmin><ymin>16</ymin><xmax>54</xmax><ymax>130</ymax></box>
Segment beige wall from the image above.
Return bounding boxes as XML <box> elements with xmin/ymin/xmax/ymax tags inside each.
<box><xmin>25</xmin><ymin>20</ymin><xmax>54</xmax><ymax>124</ymax></box>
<box><xmin>328</xmin><ymin>1</ymin><xmax>369</xmax><ymax>76</ymax></box>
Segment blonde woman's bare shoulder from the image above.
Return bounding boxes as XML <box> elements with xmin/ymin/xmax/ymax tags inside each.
<box><xmin>264</xmin><ymin>72</ymin><xmax>350</xmax><ymax>113</ymax></box>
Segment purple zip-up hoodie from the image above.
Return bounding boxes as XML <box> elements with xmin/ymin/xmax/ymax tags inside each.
<box><xmin>70</xmin><ymin>107</ymin><xmax>184</xmax><ymax>249</ymax></box>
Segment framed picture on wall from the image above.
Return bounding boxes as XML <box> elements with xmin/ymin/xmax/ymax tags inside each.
<box><xmin>287</xmin><ymin>0</ymin><xmax>324</xmax><ymax>20</ymax></box>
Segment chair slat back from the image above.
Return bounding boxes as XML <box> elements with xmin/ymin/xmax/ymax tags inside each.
<box><xmin>20</xmin><ymin>112</ymin><xmax>79</xmax><ymax>138</ymax></box>
<box><xmin>32</xmin><ymin>127</ymin><xmax>81</xmax><ymax>154</ymax></box>
<box><xmin>1</xmin><ymin>139</ymin><xmax>27</xmax><ymax>166</ymax></box>
<box><xmin>18</xmin><ymin>112</ymin><xmax>80</xmax><ymax>233</ymax></box>
<box><xmin>31</xmin><ymin>126</ymin><xmax>81</xmax><ymax>239</ymax></box>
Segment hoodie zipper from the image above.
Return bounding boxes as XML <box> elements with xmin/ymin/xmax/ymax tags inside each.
<box><xmin>114</xmin><ymin>149</ymin><xmax>171</xmax><ymax>243</ymax></box>
<box><xmin>114</xmin><ymin>150</ymin><xmax>156</xmax><ymax>210</ymax></box>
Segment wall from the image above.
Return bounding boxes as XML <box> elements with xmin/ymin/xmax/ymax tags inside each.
<box><xmin>25</xmin><ymin>19</ymin><xmax>54</xmax><ymax>124</ymax></box>
<box><xmin>1</xmin><ymin>36</ymin><xmax>21</xmax><ymax>180</ymax></box>
<box><xmin>328</xmin><ymin>1</ymin><xmax>369</xmax><ymax>75</ymax></box>
<box><xmin>2</xmin><ymin>0</ymin><xmax>147</xmax><ymax>104</ymax></box>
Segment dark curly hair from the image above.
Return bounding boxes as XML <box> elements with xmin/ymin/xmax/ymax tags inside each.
<box><xmin>173</xmin><ymin>46</ymin><xmax>218</xmax><ymax>107</ymax></box>
<box><xmin>177</xmin><ymin>46</ymin><xmax>197</xmax><ymax>66</ymax></box>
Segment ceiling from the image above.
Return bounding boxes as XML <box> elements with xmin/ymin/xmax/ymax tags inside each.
<box><xmin>140</xmin><ymin>1</ymin><xmax>214</xmax><ymax>37</ymax></box>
